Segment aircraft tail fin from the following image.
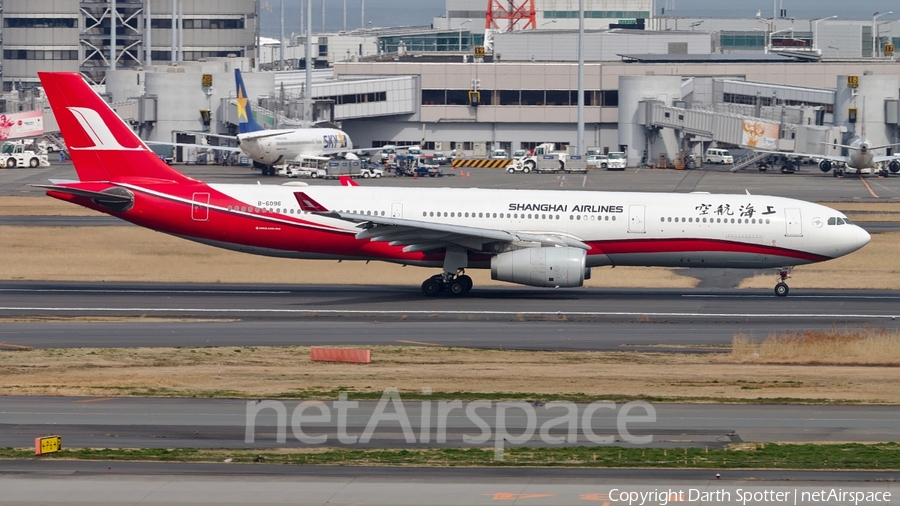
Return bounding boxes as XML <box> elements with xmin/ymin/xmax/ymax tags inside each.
<box><xmin>235</xmin><ymin>69</ymin><xmax>265</xmax><ymax>134</ymax></box>
<box><xmin>38</xmin><ymin>72</ymin><xmax>194</xmax><ymax>184</ymax></box>
<box><xmin>339</xmin><ymin>175</ymin><xmax>359</xmax><ymax>187</ymax></box>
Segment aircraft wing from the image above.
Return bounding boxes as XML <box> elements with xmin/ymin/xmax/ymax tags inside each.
<box><xmin>293</xmin><ymin>192</ymin><xmax>588</xmax><ymax>253</ymax></box>
<box><xmin>341</xmin><ymin>212</ymin><xmax>590</xmax><ymax>253</ymax></box>
<box><xmin>145</xmin><ymin>141</ymin><xmax>243</xmax><ymax>153</ymax></box>
<box><xmin>874</xmin><ymin>155</ymin><xmax>900</xmax><ymax>163</ymax></box>
<box><xmin>236</xmin><ymin>129</ymin><xmax>298</xmax><ymax>141</ymax></box>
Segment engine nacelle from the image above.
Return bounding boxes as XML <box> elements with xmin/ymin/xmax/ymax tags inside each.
<box><xmin>889</xmin><ymin>160</ymin><xmax>900</xmax><ymax>173</ymax></box>
<box><xmin>818</xmin><ymin>160</ymin><xmax>833</xmax><ymax>172</ymax></box>
<box><xmin>490</xmin><ymin>247</ymin><xmax>586</xmax><ymax>288</ymax></box>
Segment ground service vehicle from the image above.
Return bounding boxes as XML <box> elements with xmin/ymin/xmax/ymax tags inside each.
<box><xmin>705</xmin><ymin>148</ymin><xmax>734</xmax><ymax>164</ymax></box>
<box><xmin>418</xmin><ymin>156</ymin><xmax>443</xmax><ymax>177</ymax></box>
<box><xmin>604</xmin><ymin>152</ymin><xmax>627</xmax><ymax>170</ymax></box>
<box><xmin>0</xmin><ymin>142</ymin><xmax>49</xmax><ymax>168</ymax></box>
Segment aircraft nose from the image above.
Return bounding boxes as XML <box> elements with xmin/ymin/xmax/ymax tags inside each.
<box><xmin>856</xmin><ymin>226</ymin><xmax>871</xmax><ymax>250</ymax></box>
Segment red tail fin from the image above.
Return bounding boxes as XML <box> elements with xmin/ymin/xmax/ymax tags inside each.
<box><xmin>294</xmin><ymin>192</ymin><xmax>329</xmax><ymax>212</ymax></box>
<box><xmin>38</xmin><ymin>72</ymin><xmax>194</xmax><ymax>184</ymax></box>
<box><xmin>339</xmin><ymin>175</ymin><xmax>359</xmax><ymax>187</ymax></box>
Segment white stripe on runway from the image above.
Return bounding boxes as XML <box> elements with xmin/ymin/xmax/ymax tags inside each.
<box><xmin>0</xmin><ymin>289</ymin><xmax>291</xmax><ymax>294</ymax></box>
<box><xmin>0</xmin><ymin>307</ymin><xmax>896</xmax><ymax>319</ymax></box>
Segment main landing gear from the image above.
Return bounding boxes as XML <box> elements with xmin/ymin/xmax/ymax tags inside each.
<box><xmin>774</xmin><ymin>267</ymin><xmax>792</xmax><ymax>297</ymax></box>
<box><xmin>421</xmin><ymin>271</ymin><xmax>473</xmax><ymax>297</ymax></box>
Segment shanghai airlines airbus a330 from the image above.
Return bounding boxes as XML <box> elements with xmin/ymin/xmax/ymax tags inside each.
<box><xmin>37</xmin><ymin>72</ymin><xmax>869</xmax><ymax>297</ymax></box>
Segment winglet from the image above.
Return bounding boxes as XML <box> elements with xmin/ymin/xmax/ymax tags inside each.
<box><xmin>294</xmin><ymin>192</ymin><xmax>329</xmax><ymax>212</ymax></box>
<box><xmin>339</xmin><ymin>175</ymin><xmax>359</xmax><ymax>187</ymax></box>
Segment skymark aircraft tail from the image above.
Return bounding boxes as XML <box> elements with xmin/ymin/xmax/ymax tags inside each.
<box><xmin>38</xmin><ymin>72</ymin><xmax>194</xmax><ymax>184</ymax></box>
<box><xmin>235</xmin><ymin>69</ymin><xmax>265</xmax><ymax>134</ymax></box>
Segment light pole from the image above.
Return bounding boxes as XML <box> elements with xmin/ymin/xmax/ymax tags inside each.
<box><xmin>756</xmin><ymin>18</ymin><xmax>775</xmax><ymax>53</ymax></box>
<box><xmin>811</xmin><ymin>15</ymin><xmax>837</xmax><ymax>53</ymax></box>
<box><xmin>873</xmin><ymin>11</ymin><xmax>893</xmax><ymax>57</ymax></box>
<box><xmin>576</xmin><ymin>0</ymin><xmax>584</xmax><ymax>158</ymax></box>
<box><xmin>362</xmin><ymin>21</ymin><xmax>372</xmax><ymax>58</ymax></box>
<box><xmin>459</xmin><ymin>19</ymin><xmax>471</xmax><ymax>51</ymax></box>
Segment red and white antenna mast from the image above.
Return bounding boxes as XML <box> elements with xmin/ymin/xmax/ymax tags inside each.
<box><xmin>485</xmin><ymin>0</ymin><xmax>537</xmax><ymax>32</ymax></box>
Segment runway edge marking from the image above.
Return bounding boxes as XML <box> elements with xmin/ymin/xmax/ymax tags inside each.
<box><xmin>0</xmin><ymin>307</ymin><xmax>896</xmax><ymax>319</ymax></box>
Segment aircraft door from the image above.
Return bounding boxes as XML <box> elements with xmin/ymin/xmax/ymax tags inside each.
<box><xmin>391</xmin><ymin>202</ymin><xmax>403</xmax><ymax>218</ymax></box>
<box><xmin>784</xmin><ymin>208</ymin><xmax>802</xmax><ymax>237</ymax></box>
<box><xmin>628</xmin><ymin>204</ymin><xmax>645</xmax><ymax>233</ymax></box>
<box><xmin>191</xmin><ymin>192</ymin><xmax>210</xmax><ymax>221</ymax></box>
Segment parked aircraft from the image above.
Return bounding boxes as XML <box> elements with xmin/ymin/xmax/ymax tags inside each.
<box><xmin>233</xmin><ymin>69</ymin><xmax>355</xmax><ymax>176</ymax></box>
<box><xmin>37</xmin><ymin>72</ymin><xmax>870</xmax><ymax>297</ymax></box>
<box><xmin>146</xmin><ymin>69</ymin><xmax>356</xmax><ymax>175</ymax></box>
<box><xmin>757</xmin><ymin>103</ymin><xmax>900</xmax><ymax>176</ymax></box>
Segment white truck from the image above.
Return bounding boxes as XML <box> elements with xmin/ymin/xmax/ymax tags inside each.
<box><xmin>586</xmin><ymin>148</ymin><xmax>626</xmax><ymax>170</ymax></box>
<box><xmin>0</xmin><ymin>142</ymin><xmax>50</xmax><ymax>168</ymax></box>
<box><xmin>506</xmin><ymin>143</ymin><xmax>566</xmax><ymax>173</ymax></box>
<box><xmin>281</xmin><ymin>156</ymin><xmax>329</xmax><ymax>179</ymax></box>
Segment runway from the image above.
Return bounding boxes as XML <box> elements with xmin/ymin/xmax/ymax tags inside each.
<box><xmin>2</xmin><ymin>282</ymin><xmax>899</xmax><ymax>350</ymax></box>
<box><xmin>2</xmin><ymin>460</ymin><xmax>897</xmax><ymax>506</ymax></box>
<box><xmin>3</xmin><ymin>397</ymin><xmax>898</xmax><ymax>450</ymax></box>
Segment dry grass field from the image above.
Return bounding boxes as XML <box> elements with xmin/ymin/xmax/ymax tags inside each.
<box><xmin>2</xmin><ymin>328</ymin><xmax>899</xmax><ymax>403</ymax></box>
<box><xmin>731</xmin><ymin>327</ymin><xmax>900</xmax><ymax>365</ymax></box>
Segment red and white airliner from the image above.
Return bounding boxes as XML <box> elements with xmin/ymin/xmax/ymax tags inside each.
<box><xmin>37</xmin><ymin>72</ymin><xmax>870</xmax><ymax>297</ymax></box>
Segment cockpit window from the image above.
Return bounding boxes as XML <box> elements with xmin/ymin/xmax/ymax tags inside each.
<box><xmin>841</xmin><ymin>217</ymin><xmax>852</xmax><ymax>225</ymax></box>
<box><xmin>828</xmin><ymin>217</ymin><xmax>850</xmax><ymax>225</ymax></box>
<box><xmin>827</xmin><ymin>217</ymin><xmax>836</xmax><ymax>225</ymax></box>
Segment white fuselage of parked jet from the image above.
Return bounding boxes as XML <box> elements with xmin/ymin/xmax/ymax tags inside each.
<box><xmin>236</xmin><ymin>127</ymin><xmax>352</xmax><ymax>166</ymax></box>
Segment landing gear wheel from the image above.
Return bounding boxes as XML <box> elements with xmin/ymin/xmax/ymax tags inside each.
<box><xmin>421</xmin><ymin>278</ymin><xmax>441</xmax><ymax>296</ymax></box>
<box><xmin>448</xmin><ymin>279</ymin><xmax>467</xmax><ymax>296</ymax></box>
<box><xmin>457</xmin><ymin>275</ymin><xmax>473</xmax><ymax>293</ymax></box>
<box><xmin>774</xmin><ymin>282</ymin><xmax>789</xmax><ymax>297</ymax></box>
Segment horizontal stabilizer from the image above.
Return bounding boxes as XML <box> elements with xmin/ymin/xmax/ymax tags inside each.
<box><xmin>32</xmin><ymin>184</ymin><xmax>134</xmax><ymax>203</ymax></box>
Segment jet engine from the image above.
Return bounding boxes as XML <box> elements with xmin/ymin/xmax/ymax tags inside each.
<box><xmin>490</xmin><ymin>247</ymin><xmax>586</xmax><ymax>288</ymax></box>
<box><xmin>818</xmin><ymin>160</ymin><xmax>833</xmax><ymax>172</ymax></box>
<box><xmin>889</xmin><ymin>160</ymin><xmax>900</xmax><ymax>173</ymax></box>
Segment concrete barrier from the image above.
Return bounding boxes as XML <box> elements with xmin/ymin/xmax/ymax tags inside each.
<box><xmin>310</xmin><ymin>347</ymin><xmax>371</xmax><ymax>364</ymax></box>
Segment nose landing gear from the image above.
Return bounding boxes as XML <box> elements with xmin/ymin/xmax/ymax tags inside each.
<box><xmin>421</xmin><ymin>270</ymin><xmax>473</xmax><ymax>297</ymax></box>
<box><xmin>774</xmin><ymin>267</ymin><xmax>792</xmax><ymax>297</ymax></box>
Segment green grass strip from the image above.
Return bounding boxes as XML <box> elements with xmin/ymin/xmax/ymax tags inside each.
<box><xmin>2</xmin><ymin>443</ymin><xmax>898</xmax><ymax>469</ymax></box>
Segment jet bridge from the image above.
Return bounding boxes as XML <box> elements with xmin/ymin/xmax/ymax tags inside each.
<box><xmin>639</xmin><ymin>101</ymin><xmax>784</xmax><ymax>152</ymax></box>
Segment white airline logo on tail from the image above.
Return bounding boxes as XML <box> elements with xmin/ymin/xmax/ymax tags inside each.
<box><xmin>67</xmin><ymin>107</ymin><xmax>146</xmax><ymax>151</ymax></box>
